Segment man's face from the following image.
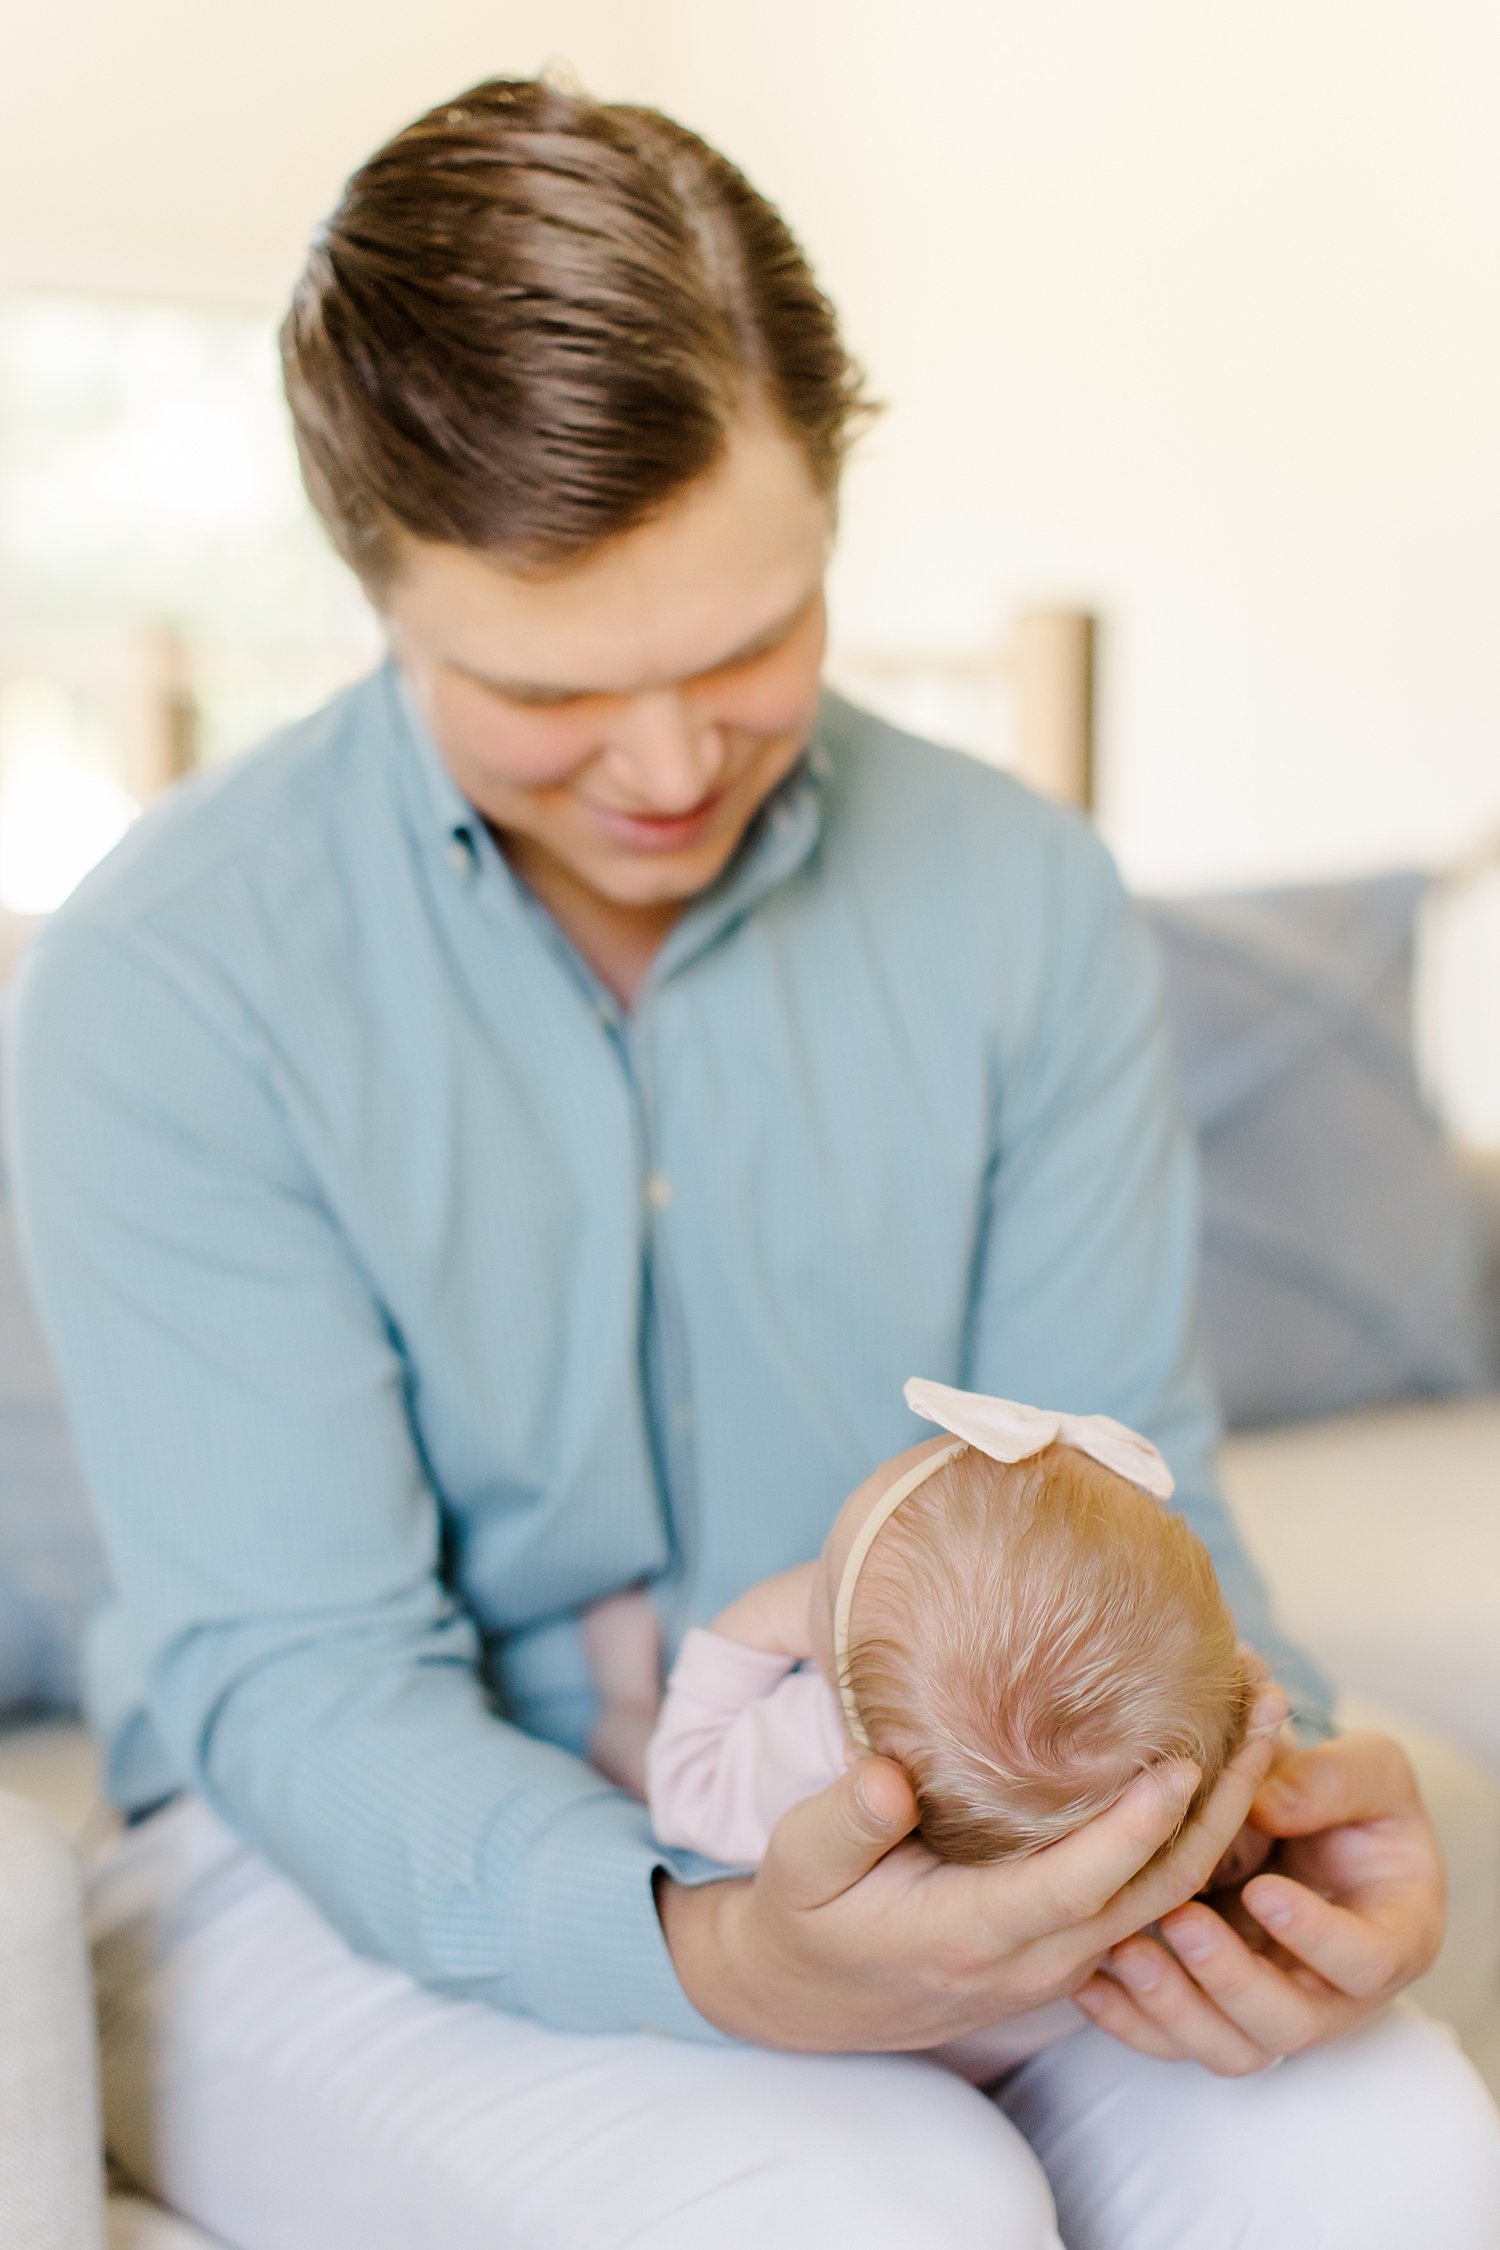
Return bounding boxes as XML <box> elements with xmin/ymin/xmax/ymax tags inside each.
<box><xmin>379</xmin><ymin>418</ymin><xmax>834</xmax><ymax>917</ymax></box>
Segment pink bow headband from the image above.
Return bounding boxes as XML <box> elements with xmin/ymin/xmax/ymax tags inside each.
<box><xmin>832</xmin><ymin>1378</ymin><xmax>1175</xmax><ymax>1750</ymax></box>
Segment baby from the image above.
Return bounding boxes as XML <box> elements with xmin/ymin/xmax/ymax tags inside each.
<box><xmin>584</xmin><ymin>1377</ymin><xmax>1254</xmax><ymax>2074</ymax></box>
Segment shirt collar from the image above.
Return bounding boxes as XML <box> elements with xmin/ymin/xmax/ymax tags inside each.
<box><xmin>645</xmin><ymin>739</ymin><xmax>828</xmax><ymax>994</ymax></box>
<box><xmin>384</xmin><ymin>659</ymin><xmax>483</xmax><ymax>847</ymax></box>
<box><xmin>383</xmin><ymin>652</ymin><xmax>832</xmax><ymax>985</ymax></box>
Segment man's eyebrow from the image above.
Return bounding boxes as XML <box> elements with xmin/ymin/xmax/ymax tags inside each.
<box><xmin>446</xmin><ymin>591</ymin><xmax>816</xmax><ymax>703</ymax></box>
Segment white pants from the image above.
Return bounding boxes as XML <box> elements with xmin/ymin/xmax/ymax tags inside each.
<box><xmin>89</xmin><ymin>1797</ymin><xmax>1500</xmax><ymax>2250</ymax></box>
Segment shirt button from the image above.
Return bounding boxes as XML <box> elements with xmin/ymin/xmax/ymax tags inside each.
<box><xmin>447</xmin><ymin>838</ymin><xmax>473</xmax><ymax>875</ymax></box>
<box><xmin>644</xmin><ymin>1172</ymin><xmax>673</xmax><ymax>1210</ymax></box>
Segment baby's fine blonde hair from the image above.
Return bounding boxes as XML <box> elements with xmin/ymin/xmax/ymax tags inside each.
<box><xmin>842</xmin><ymin>1442</ymin><xmax>1252</xmax><ymax>1863</ymax></box>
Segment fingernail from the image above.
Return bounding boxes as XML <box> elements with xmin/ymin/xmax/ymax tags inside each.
<box><xmin>1116</xmin><ymin>1946</ymin><xmax>1161</xmax><ymax>1992</ymax></box>
<box><xmin>1160</xmin><ymin>1758</ymin><xmax>1200</xmax><ymax>1808</ymax></box>
<box><xmin>1251</xmin><ymin>1686</ymin><xmax>1289</xmax><ymax>1731</ymax></box>
<box><xmin>1249</xmin><ymin>1884</ymin><xmax>1293</xmax><ymax>1930</ymax></box>
<box><xmin>853</xmin><ymin>1771</ymin><xmax>896</xmax><ymax>1828</ymax></box>
<box><xmin>1165</xmin><ymin>1916</ymin><xmax>1213</xmax><ymax>1963</ymax></box>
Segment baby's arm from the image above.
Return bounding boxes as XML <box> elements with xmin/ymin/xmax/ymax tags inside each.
<box><xmin>581</xmin><ymin>1585</ymin><xmax>664</xmax><ymax>1799</ymax></box>
<box><xmin>645</xmin><ymin>1565</ymin><xmax>848</xmax><ymax>1866</ymax></box>
<box><xmin>709</xmin><ymin>1560</ymin><xmax>820</xmax><ymax>1659</ymax></box>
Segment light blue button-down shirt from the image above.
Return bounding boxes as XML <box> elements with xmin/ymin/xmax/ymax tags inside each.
<box><xmin>5</xmin><ymin>665</ymin><xmax>1331</xmax><ymax>2038</ymax></box>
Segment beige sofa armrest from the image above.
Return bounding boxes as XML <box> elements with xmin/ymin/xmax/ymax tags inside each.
<box><xmin>1340</xmin><ymin>1696</ymin><xmax>1500</xmax><ymax>2068</ymax></box>
<box><xmin>1458</xmin><ymin>1146</ymin><xmax>1500</xmax><ymax>1233</ymax></box>
<box><xmin>0</xmin><ymin>1788</ymin><xmax>105</xmax><ymax>2250</ymax></box>
<box><xmin>1458</xmin><ymin>1146</ymin><xmax>1500</xmax><ymax>1357</ymax></box>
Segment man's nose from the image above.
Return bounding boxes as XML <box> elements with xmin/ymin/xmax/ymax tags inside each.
<box><xmin>609</xmin><ymin>690</ymin><xmax>726</xmax><ymax>811</ymax></box>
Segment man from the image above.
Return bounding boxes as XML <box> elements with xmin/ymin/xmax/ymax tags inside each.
<box><xmin>10</xmin><ymin>75</ymin><xmax>1498</xmax><ymax>2248</ymax></box>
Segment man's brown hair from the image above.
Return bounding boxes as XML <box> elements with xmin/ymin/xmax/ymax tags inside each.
<box><xmin>281</xmin><ymin>75</ymin><xmax>872</xmax><ymax>586</ymax></box>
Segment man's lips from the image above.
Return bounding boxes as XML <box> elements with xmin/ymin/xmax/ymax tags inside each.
<box><xmin>585</xmin><ymin>789</ymin><xmax>727</xmax><ymax>853</ymax></box>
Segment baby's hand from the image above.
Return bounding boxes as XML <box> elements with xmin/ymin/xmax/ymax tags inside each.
<box><xmin>588</xmin><ymin>1703</ymin><xmax>657</xmax><ymax>1800</ymax></box>
<box><xmin>712</xmin><ymin>1561</ymin><xmax>821</xmax><ymax>1661</ymax></box>
<box><xmin>581</xmin><ymin>1584</ymin><xmax>664</xmax><ymax>1799</ymax></box>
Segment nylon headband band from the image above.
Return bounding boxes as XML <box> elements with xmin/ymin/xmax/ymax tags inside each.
<box><xmin>831</xmin><ymin>1439</ymin><xmax>968</xmax><ymax>1751</ymax></box>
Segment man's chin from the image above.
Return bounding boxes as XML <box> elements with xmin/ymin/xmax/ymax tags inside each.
<box><xmin>590</xmin><ymin>833</ymin><xmax>744</xmax><ymax>912</ymax></box>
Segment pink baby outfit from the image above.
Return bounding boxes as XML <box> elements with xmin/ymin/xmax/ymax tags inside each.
<box><xmin>646</xmin><ymin>1626</ymin><xmax>1081</xmax><ymax>2081</ymax></box>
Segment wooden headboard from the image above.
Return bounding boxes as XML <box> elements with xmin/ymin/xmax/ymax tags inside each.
<box><xmin>826</xmin><ymin>608</ymin><xmax>1096</xmax><ymax>810</ymax></box>
<box><xmin>1</xmin><ymin>603</ymin><xmax>1096</xmax><ymax>821</ymax></box>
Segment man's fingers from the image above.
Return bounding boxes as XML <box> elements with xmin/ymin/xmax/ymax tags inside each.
<box><xmin>761</xmin><ymin>1755</ymin><xmax>919</xmax><ymax>1911</ymax></box>
<box><xmin>999</xmin><ymin>1760</ymin><xmax>1202</xmax><ymax>1943</ymax></box>
<box><xmin>1251</xmin><ymin>1731</ymin><xmax>1417</xmax><ymax>1838</ymax></box>
<box><xmin>1071</xmin><ymin>1971</ymin><xmax>1188</xmax><ymax>2061</ymax></box>
<box><xmin>1099</xmin><ymin>1935</ymin><xmax>1277</xmax><ymax>2075</ymax></box>
<box><xmin>1154</xmin><ymin>1902</ymin><xmax>1337</xmax><ymax>2052</ymax></box>
<box><xmin>1093</xmin><ymin>1719</ymin><xmax>1277</xmax><ymax>1945</ymax></box>
<box><xmin>1240</xmin><ymin>1874</ymin><xmax>1428</xmax><ymax>2000</ymax></box>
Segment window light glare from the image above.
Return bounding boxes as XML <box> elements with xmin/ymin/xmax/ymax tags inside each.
<box><xmin>0</xmin><ymin>679</ymin><xmax>138</xmax><ymax>915</ymax></box>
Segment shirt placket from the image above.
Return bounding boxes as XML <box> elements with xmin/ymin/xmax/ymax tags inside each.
<box><xmin>514</xmin><ymin>915</ymin><xmax>700</xmax><ymax>1626</ymax></box>
<box><xmin>613</xmin><ymin>1000</ymin><xmax>701</xmax><ymax>1628</ymax></box>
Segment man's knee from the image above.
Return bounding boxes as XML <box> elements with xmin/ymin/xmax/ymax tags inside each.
<box><xmin>1317</xmin><ymin>2009</ymin><xmax>1500</xmax><ymax>2244</ymax></box>
<box><xmin>1161</xmin><ymin>2008</ymin><xmax>1500</xmax><ymax>2249</ymax></box>
<box><xmin>1004</xmin><ymin>2009</ymin><xmax>1500</xmax><ymax>2250</ymax></box>
<box><xmin>686</xmin><ymin>2051</ymin><xmax>1060</xmax><ymax>2250</ymax></box>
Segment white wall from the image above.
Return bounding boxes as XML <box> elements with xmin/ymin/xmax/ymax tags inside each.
<box><xmin>643</xmin><ymin>0</ymin><xmax>1500</xmax><ymax>893</ymax></box>
<box><xmin>3</xmin><ymin>1</ymin><xmax>1497</xmax><ymax>1118</ymax></box>
<box><xmin>0</xmin><ymin>0</ymin><xmax>653</xmax><ymax>308</ymax></box>
<box><xmin>5</xmin><ymin>0</ymin><xmax>1495</xmax><ymax>880</ymax></box>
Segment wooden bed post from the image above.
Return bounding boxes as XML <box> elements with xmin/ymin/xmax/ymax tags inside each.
<box><xmin>119</xmin><ymin>623</ymin><xmax>199</xmax><ymax>804</ymax></box>
<box><xmin>1012</xmin><ymin>608</ymin><xmax>1095</xmax><ymax>812</ymax></box>
<box><xmin>824</xmin><ymin>606</ymin><xmax>1097</xmax><ymax>812</ymax></box>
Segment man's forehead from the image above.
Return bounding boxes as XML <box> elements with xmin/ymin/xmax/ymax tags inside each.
<box><xmin>441</xmin><ymin>584</ymin><xmax>822</xmax><ymax>703</ymax></box>
<box><xmin>382</xmin><ymin>415</ymin><xmax>835</xmax><ymax>695</ymax></box>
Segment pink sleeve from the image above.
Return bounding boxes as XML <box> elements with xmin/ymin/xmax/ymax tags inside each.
<box><xmin>644</xmin><ymin>1628</ymin><xmax>850</xmax><ymax>1866</ymax></box>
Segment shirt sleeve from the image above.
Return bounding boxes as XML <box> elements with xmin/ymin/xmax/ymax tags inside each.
<box><xmin>967</xmin><ymin>818</ymin><xmax>1335</xmax><ymax>1740</ymax></box>
<box><xmin>4</xmin><ymin>920</ymin><xmax>724</xmax><ymax>2039</ymax></box>
<box><xmin>645</xmin><ymin>1629</ymin><xmax>849</xmax><ymax>1864</ymax></box>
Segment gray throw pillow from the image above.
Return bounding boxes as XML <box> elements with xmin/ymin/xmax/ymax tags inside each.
<box><xmin>0</xmin><ymin>998</ymin><xmax>105</xmax><ymax>1716</ymax></box>
<box><xmin>1146</xmin><ymin>871</ymin><xmax>1496</xmax><ymax>1427</ymax></box>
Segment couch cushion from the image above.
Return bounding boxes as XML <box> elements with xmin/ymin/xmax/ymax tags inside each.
<box><xmin>0</xmin><ymin>1784</ymin><xmax>106</xmax><ymax>2248</ymax></box>
<box><xmin>1338</xmin><ymin>1693</ymin><xmax>1500</xmax><ymax>2081</ymax></box>
<box><xmin>1222</xmin><ymin>1393</ymin><xmax>1500</xmax><ymax>1774</ymax></box>
<box><xmin>107</xmin><ymin>2194</ymin><xmax>234</xmax><ymax>2249</ymax></box>
<box><xmin>0</xmin><ymin>984</ymin><xmax>106</xmax><ymax>1719</ymax></box>
<box><xmin>0</xmin><ymin>1722</ymin><xmax>106</xmax><ymax>1845</ymax></box>
<box><xmin>1148</xmin><ymin>872</ymin><xmax>1496</xmax><ymax>1427</ymax></box>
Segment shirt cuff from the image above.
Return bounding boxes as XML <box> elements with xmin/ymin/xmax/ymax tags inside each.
<box><xmin>483</xmin><ymin>1785</ymin><xmax>733</xmax><ymax>2041</ymax></box>
<box><xmin>668</xmin><ymin>1627</ymin><xmax>798</xmax><ymax>1702</ymax></box>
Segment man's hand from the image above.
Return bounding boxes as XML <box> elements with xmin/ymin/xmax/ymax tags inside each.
<box><xmin>1075</xmin><ymin>1731</ymin><xmax>1444</xmax><ymax>2074</ymax></box>
<box><xmin>658</xmin><ymin>1684</ymin><xmax>1283</xmax><ymax>2051</ymax></box>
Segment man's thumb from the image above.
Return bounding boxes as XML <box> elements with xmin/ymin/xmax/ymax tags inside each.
<box><xmin>1253</xmin><ymin>1731</ymin><xmax>1416</xmax><ymax>1836</ymax></box>
<box><xmin>763</xmin><ymin>1756</ymin><xmax>919</xmax><ymax>1910</ymax></box>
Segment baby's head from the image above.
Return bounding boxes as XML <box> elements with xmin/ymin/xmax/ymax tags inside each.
<box><xmin>811</xmin><ymin>1401</ymin><xmax>1253</xmax><ymax>1865</ymax></box>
